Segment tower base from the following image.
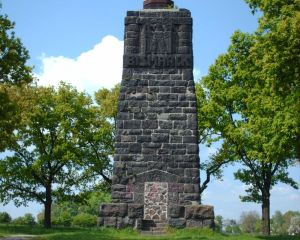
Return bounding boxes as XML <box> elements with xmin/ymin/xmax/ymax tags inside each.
<box><xmin>98</xmin><ymin>203</ymin><xmax>214</xmax><ymax>230</ymax></box>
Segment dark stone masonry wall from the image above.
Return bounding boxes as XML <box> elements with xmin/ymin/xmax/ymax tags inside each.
<box><xmin>99</xmin><ymin>8</ymin><xmax>214</xmax><ymax>230</ymax></box>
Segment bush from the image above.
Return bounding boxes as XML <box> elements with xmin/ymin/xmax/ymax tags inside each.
<box><xmin>53</xmin><ymin>211</ymin><xmax>72</xmax><ymax>227</ymax></box>
<box><xmin>0</xmin><ymin>212</ymin><xmax>12</xmax><ymax>223</ymax></box>
<box><xmin>288</xmin><ymin>216</ymin><xmax>300</xmax><ymax>236</ymax></box>
<box><xmin>12</xmin><ymin>213</ymin><xmax>36</xmax><ymax>226</ymax></box>
<box><xmin>72</xmin><ymin>213</ymin><xmax>96</xmax><ymax>228</ymax></box>
<box><xmin>240</xmin><ymin>211</ymin><xmax>261</xmax><ymax>234</ymax></box>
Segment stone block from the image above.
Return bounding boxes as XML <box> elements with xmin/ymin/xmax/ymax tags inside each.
<box><xmin>128</xmin><ymin>143</ymin><xmax>141</xmax><ymax>154</ymax></box>
<box><xmin>142</xmin><ymin>120</ymin><xmax>158</xmax><ymax>129</ymax></box>
<box><xmin>168</xmin><ymin>218</ymin><xmax>186</xmax><ymax>229</ymax></box>
<box><xmin>186</xmin><ymin>219</ymin><xmax>202</xmax><ymax>228</ymax></box>
<box><xmin>112</xmin><ymin>184</ymin><xmax>127</xmax><ymax>192</ymax></box>
<box><xmin>184</xmin><ymin>184</ymin><xmax>199</xmax><ymax>193</ymax></box>
<box><xmin>186</xmin><ymin>144</ymin><xmax>198</xmax><ymax>154</ymax></box>
<box><xmin>103</xmin><ymin>217</ymin><xmax>117</xmax><ymax>228</ymax></box>
<box><xmin>117</xmin><ymin>217</ymin><xmax>128</xmax><ymax>229</ymax></box>
<box><xmin>183</xmin><ymin>136</ymin><xmax>197</xmax><ymax>144</ymax></box>
<box><xmin>97</xmin><ymin>217</ymin><xmax>104</xmax><ymax>226</ymax></box>
<box><xmin>137</xmin><ymin>135</ymin><xmax>151</xmax><ymax>143</ymax></box>
<box><xmin>184</xmin><ymin>168</ymin><xmax>199</xmax><ymax>178</ymax></box>
<box><xmin>185</xmin><ymin>205</ymin><xmax>214</xmax><ymax>220</ymax></box>
<box><xmin>152</xmin><ymin>133</ymin><xmax>169</xmax><ymax>143</ymax></box>
<box><xmin>100</xmin><ymin>203</ymin><xmax>128</xmax><ymax>218</ymax></box>
<box><xmin>169</xmin><ymin>205</ymin><xmax>185</xmax><ymax>218</ymax></box>
<box><xmin>123</xmin><ymin>120</ymin><xmax>141</xmax><ymax>129</ymax></box>
<box><xmin>128</xmin><ymin>204</ymin><xmax>144</xmax><ymax>218</ymax></box>
<box><xmin>182</xmin><ymin>193</ymin><xmax>200</xmax><ymax>202</ymax></box>
<box><xmin>203</xmin><ymin>219</ymin><xmax>215</xmax><ymax>228</ymax></box>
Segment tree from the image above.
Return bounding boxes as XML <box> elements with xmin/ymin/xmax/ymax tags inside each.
<box><xmin>223</xmin><ymin>219</ymin><xmax>241</xmax><ymax>235</ymax></box>
<box><xmin>0</xmin><ymin>211</ymin><xmax>11</xmax><ymax>223</ymax></box>
<box><xmin>196</xmin><ymin>85</ymin><xmax>235</xmax><ymax>197</ymax></box>
<box><xmin>214</xmin><ymin>215</ymin><xmax>223</xmax><ymax>232</ymax></box>
<box><xmin>282</xmin><ymin>211</ymin><xmax>300</xmax><ymax>234</ymax></box>
<box><xmin>244</xmin><ymin>0</ymin><xmax>300</xmax><ymax>161</ymax></box>
<box><xmin>288</xmin><ymin>216</ymin><xmax>300</xmax><ymax>236</ymax></box>
<box><xmin>95</xmin><ymin>84</ymin><xmax>120</xmax><ymax>128</ymax></box>
<box><xmin>0</xmin><ymin>83</ymin><xmax>113</xmax><ymax>228</ymax></box>
<box><xmin>240</xmin><ymin>211</ymin><xmax>261</xmax><ymax>234</ymax></box>
<box><xmin>197</xmin><ymin>0</ymin><xmax>299</xmax><ymax>235</ymax></box>
<box><xmin>37</xmin><ymin>190</ymin><xmax>111</xmax><ymax>226</ymax></box>
<box><xmin>12</xmin><ymin>213</ymin><xmax>35</xmax><ymax>226</ymax></box>
<box><xmin>271</xmin><ymin>210</ymin><xmax>285</xmax><ymax>235</ymax></box>
<box><xmin>0</xmin><ymin>14</ymin><xmax>33</xmax><ymax>151</ymax></box>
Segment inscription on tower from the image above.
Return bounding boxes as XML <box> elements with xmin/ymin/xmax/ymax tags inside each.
<box><xmin>124</xmin><ymin>13</ymin><xmax>193</xmax><ymax>68</ymax></box>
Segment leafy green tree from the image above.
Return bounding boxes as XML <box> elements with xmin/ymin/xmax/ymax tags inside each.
<box><xmin>214</xmin><ymin>215</ymin><xmax>223</xmax><ymax>232</ymax></box>
<box><xmin>223</xmin><ymin>219</ymin><xmax>241</xmax><ymax>234</ymax></box>
<box><xmin>0</xmin><ymin>14</ymin><xmax>33</xmax><ymax>151</ymax></box>
<box><xmin>271</xmin><ymin>210</ymin><xmax>285</xmax><ymax>235</ymax></box>
<box><xmin>283</xmin><ymin>211</ymin><xmax>300</xmax><ymax>234</ymax></box>
<box><xmin>244</xmin><ymin>0</ymin><xmax>300</xmax><ymax>161</ymax></box>
<box><xmin>0</xmin><ymin>211</ymin><xmax>11</xmax><ymax>223</ymax></box>
<box><xmin>288</xmin><ymin>216</ymin><xmax>300</xmax><ymax>236</ymax></box>
<box><xmin>95</xmin><ymin>84</ymin><xmax>120</xmax><ymax>127</ymax></box>
<box><xmin>240</xmin><ymin>211</ymin><xmax>261</xmax><ymax>234</ymax></box>
<box><xmin>0</xmin><ymin>15</ymin><xmax>32</xmax><ymax>85</ymax></box>
<box><xmin>196</xmin><ymin>85</ymin><xmax>236</xmax><ymax>197</ymax></box>
<box><xmin>36</xmin><ymin>191</ymin><xmax>111</xmax><ymax>226</ymax></box>
<box><xmin>197</xmin><ymin>0</ymin><xmax>299</xmax><ymax>235</ymax></box>
<box><xmin>0</xmin><ymin>83</ymin><xmax>113</xmax><ymax>228</ymax></box>
<box><xmin>12</xmin><ymin>213</ymin><xmax>35</xmax><ymax>226</ymax></box>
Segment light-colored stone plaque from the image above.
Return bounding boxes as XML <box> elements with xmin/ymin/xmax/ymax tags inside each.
<box><xmin>144</xmin><ymin>182</ymin><xmax>168</xmax><ymax>221</ymax></box>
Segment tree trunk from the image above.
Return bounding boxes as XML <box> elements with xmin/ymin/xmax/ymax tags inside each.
<box><xmin>262</xmin><ymin>193</ymin><xmax>270</xmax><ymax>235</ymax></box>
<box><xmin>44</xmin><ymin>185</ymin><xmax>52</xmax><ymax>228</ymax></box>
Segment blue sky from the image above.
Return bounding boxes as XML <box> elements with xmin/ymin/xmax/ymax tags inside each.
<box><xmin>1</xmin><ymin>0</ymin><xmax>299</xmax><ymax>220</ymax></box>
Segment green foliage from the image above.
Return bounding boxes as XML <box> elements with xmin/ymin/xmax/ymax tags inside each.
<box><xmin>0</xmin><ymin>14</ymin><xmax>33</xmax><ymax>151</ymax></box>
<box><xmin>214</xmin><ymin>215</ymin><xmax>223</xmax><ymax>232</ymax></box>
<box><xmin>197</xmin><ymin>0</ymin><xmax>299</xmax><ymax>235</ymax></box>
<box><xmin>71</xmin><ymin>213</ymin><xmax>96</xmax><ymax>228</ymax></box>
<box><xmin>36</xmin><ymin>191</ymin><xmax>111</xmax><ymax>227</ymax></box>
<box><xmin>0</xmin><ymin>15</ymin><xmax>32</xmax><ymax>85</ymax></box>
<box><xmin>0</xmin><ymin>212</ymin><xmax>11</xmax><ymax>223</ymax></box>
<box><xmin>276</xmin><ymin>211</ymin><xmax>300</xmax><ymax>235</ymax></box>
<box><xmin>271</xmin><ymin>210</ymin><xmax>285</xmax><ymax>235</ymax></box>
<box><xmin>240</xmin><ymin>211</ymin><xmax>261</xmax><ymax>234</ymax></box>
<box><xmin>223</xmin><ymin>219</ymin><xmax>241</xmax><ymax>235</ymax></box>
<box><xmin>12</xmin><ymin>213</ymin><xmax>35</xmax><ymax>226</ymax></box>
<box><xmin>53</xmin><ymin>211</ymin><xmax>72</xmax><ymax>227</ymax></box>
<box><xmin>0</xmin><ymin>83</ymin><xmax>114</xmax><ymax>228</ymax></box>
<box><xmin>95</xmin><ymin>84</ymin><xmax>120</xmax><ymax>121</ymax></box>
<box><xmin>288</xmin><ymin>216</ymin><xmax>300</xmax><ymax>236</ymax></box>
<box><xmin>77</xmin><ymin>191</ymin><xmax>111</xmax><ymax>216</ymax></box>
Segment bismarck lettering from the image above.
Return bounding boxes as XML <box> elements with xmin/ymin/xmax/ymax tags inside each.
<box><xmin>124</xmin><ymin>54</ymin><xmax>193</xmax><ymax>68</ymax></box>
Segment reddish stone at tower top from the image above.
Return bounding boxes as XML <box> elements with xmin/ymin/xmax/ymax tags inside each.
<box><xmin>143</xmin><ymin>0</ymin><xmax>174</xmax><ymax>9</ymax></box>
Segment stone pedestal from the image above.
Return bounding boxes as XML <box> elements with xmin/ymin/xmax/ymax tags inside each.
<box><xmin>99</xmin><ymin>6</ymin><xmax>214</xmax><ymax>230</ymax></box>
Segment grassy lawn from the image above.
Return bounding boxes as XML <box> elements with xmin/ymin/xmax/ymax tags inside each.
<box><xmin>1</xmin><ymin>224</ymin><xmax>300</xmax><ymax>240</ymax></box>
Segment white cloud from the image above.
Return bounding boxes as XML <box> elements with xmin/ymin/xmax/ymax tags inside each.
<box><xmin>193</xmin><ymin>68</ymin><xmax>202</xmax><ymax>81</ymax></box>
<box><xmin>35</xmin><ymin>35</ymin><xmax>124</xmax><ymax>94</ymax></box>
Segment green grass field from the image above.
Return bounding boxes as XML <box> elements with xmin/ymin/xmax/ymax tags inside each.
<box><xmin>0</xmin><ymin>224</ymin><xmax>300</xmax><ymax>240</ymax></box>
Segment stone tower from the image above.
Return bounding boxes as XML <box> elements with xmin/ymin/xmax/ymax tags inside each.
<box><xmin>99</xmin><ymin>0</ymin><xmax>214</xmax><ymax>232</ymax></box>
